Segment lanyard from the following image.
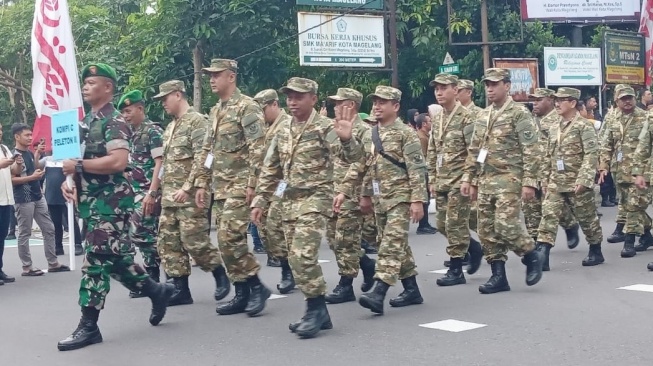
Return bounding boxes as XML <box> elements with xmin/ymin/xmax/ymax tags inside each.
<box><xmin>557</xmin><ymin>113</ymin><xmax>579</xmax><ymax>146</ymax></box>
<box><xmin>482</xmin><ymin>97</ymin><xmax>513</xmax><ymax>146</ymax></box>
<box><xmin>618</xmin><ymin>113</ymin><xmax>634</xmax><ymax>146</ymax></box>
<box><xmin>283</xmin><ymin>109</ymin><xmax>315</xmax><ymax>177</ymax></box>
<box><xmin>438</xmin><ymin>103</ymin><xmax>461</xmax><ymax>145</ymax></box>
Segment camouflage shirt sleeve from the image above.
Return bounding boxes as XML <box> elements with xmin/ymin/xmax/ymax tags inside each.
<box><xmin>240</xmin><ymin>101</ymin><xmax>267</xmax><ymax>189</ymax></box>
<box><xmin>182</xmin><ymin>113</ymin><xmax>210</xmax><ymax>192</ymax></box>
<box><xmin>633</xmin><ymin>118</ymin><xmax>652</xmax><ymax>178</ymax></box>
<box><xmin>337</xmin><ymin>127</ymin><xmax>369</xmax><ymax>198</ymax></box>
<box><xmin>577</xmin><ymin>123</ymin><xmax>599</xmax><ymax>189</ymax></box>
<box><xmin>148</xmin><ymin>124</ymin><xmax>164</xmax><ymax>159</ymax></box>
<box><xmin>403</xmin><ymin>130</ymin><xmax>428</xmax><ymax>202</ymax></box>
<box><xmin>105</xmin><ymin>115</ymin><xmax>131</xmax><ymax>152</ymax></box>
<box><xmin>463</xmin><ymin>120</ymin><xmax>485</xmax><ymax>186</ymax></box>
<box><xmin>252</xmin><ymin>134</ymin><xmax>283</xmax><ymax>209</ymax></box>
<box><xmin>599</xmin><ymin>119</ymin><xmax>615</xmax><ymax>171</ymax></box>
<box><xmin>515</xmin><ymin>110</ymin><xmax>539</xmax><ymax>189</ymax></box>
<box><xmin>540</xmin><ymin>129</ymin><xmax>554</xmax><ymax>189</ymax></box>
<box><xmin>426</xmin><ymin>122</ymin><xmax>438</xmax><ymax>189</ymax></box>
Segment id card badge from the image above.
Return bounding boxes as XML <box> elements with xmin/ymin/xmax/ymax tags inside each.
<box><xmin>274</xmin><ymin>180</ymin><xmax>287</xmax><ymax>198</ymax></box>
<box><xmin>372</xmin><ymin>180</ymin><xmax>381</xmax><ymax>196</ymax></box>
<box><xmin>204</xmin><ymin>153</ymin><xmax>214</xmax><ymax>169</ymax></box>
<box><xmin>437</xmin><ymin>154</ymin><xmax>443</xmax><ymax>168</ymax></box>
<box><xmin>158</xmin><ymin>166</ymin><xmax>164</xmax><ymax>179</ymax></box>
<box><xmin>556</xmin><ymin>159</ymin><xmax>565</xmax><ymax>171</ymax></box>
<box><xmin>617</xmin><ymin>150</ymin><xmax>623</xmax><ymax>162</ymax></box>
<box><xmin>477</xmin><ymin>148</ymin><xmax>488</xmax><ymax>163</ymax></box>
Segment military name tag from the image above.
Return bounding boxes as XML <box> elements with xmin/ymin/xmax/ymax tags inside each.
<box><xmin>477</xmin><ymin>148</ymin><xmax>488</xmax><ymax>163</ymax></box>
<box><xmin>437</xmin><ymin>154</ymin><xmax>443</xmax><ymax>168</ymax></box>
<box><xmin>158</xmin><ymin>166</ymin><xmax>164</xmax><ymax>179</ymax></box>
<box><xmin>372</xmin><ymin>180</ymin><xmax>381</xmax><ymax>196</ymax></box>
<box><xmin>617</xmin><ymin>150</ymin><xmax>623</xmax><ymax>162</ymax></box>
<box><xmin>204</xmin><ymin>153</ymin><xmax>214</xmax><ymax>169</ymax></box>
<box><xmin>274</xmin><ymin>180</ymin><xmax>287</xmax><ymax>198</ymax></box>
<box><xmin>556</xmin><ymin>159</ymin><xmax>565</xmax><ymax>171</ymax></box>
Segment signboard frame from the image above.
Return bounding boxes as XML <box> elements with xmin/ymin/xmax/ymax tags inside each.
<box><xmin>492</xmin><ymin>58</ymin><xmax>540</xmax><ymax>102</ymax></box>
<box><xmin>603</xmin><ymin>30</ymin><xmax>646</xmax><ymax>86</ymax></box>
<box><xmin>296</xmin><ymin>0</ymin><xmax>384</xmax><ymax>10</ymax></box>
<box><xmin>520</xmin><ymin>0</ymin><xmax>641</xmax><ymax>23</ymax></box>
<box><xmin>543</xmin><ymin>47</ymin><xmax>603</xmax><ymax>87</ymax></box>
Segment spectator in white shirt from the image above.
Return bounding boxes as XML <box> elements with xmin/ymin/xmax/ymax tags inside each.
<box><xmin>0</xmin><ymin>127</ymin><xmax>20</xmax><ymax>285</ymax></box>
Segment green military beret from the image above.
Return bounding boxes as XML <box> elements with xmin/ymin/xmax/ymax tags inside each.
<box><xmin>328</xmin><ymin>88</ymin><xmax>363</xmax><ymax>105</ymax></box>
<box><xmin>429</xmin><ymin>73</ymin><xmax>459</xmax><ymax>87</ymax></box>
<box><xmin>81</xmin><ymin>63</ymin><xmax>117</xmax><ymax>82</ymax></box>
<box><xmin>117</xmin><ymin>90</ymin><xmax>144</xmax><ymax>110</ymax></box>
<box><xmin>482</xmin><ymin>68</ymin><xmax>511</xmax><ymax>82</ymax></box>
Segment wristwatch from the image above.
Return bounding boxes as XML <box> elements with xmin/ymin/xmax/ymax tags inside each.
<box><xmin>75</xmin><ymin>160</ymin><xmax>84</xmax><ymax>174</ymax></box>
<box><xmin>148</xmin><ymin>190</ymin><xmax>158</xmax><ymax>198</ymax></box>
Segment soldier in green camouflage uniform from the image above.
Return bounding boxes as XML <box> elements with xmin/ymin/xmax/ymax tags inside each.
<box><xmin>325</xmin><ymin>88</ymin><xmax>376</xmax><ymax>304</ymax></box>
<box><xmin>117</xmin><ymin>90</ymin><xmax>164</xmax><ymax>298</ymax></box>
<box><xmin>154</xmin><ymin>80</ymin><xmax>230</xmax><ymax>307</ymax></box>
<box><xmin>633</xmin><ymin>105</ymin><xmax>653</xmax><ymax>267</ymax></box>
<box><xmin>599</xmin><ymin>84</ymin><xmax>653</xmax><ymax>258</ymax></box>
<box><xmin>427</xmin><ymin>74</ymin><xmax>482</xmax><ymax>286</ymax></box>
<box><xmin>464</xmin><ymin>68</ymin><xmax>544</xmax><ymax>295</ymax></box>
<box><xmin>252</xmin><ymin>89</ymin><xmax>295</xmax><ymax>293</ymax></box>
<box><xmin>528</xmin><ymin>88</ymin><xmax>580</xmax><ymax>250</ymax></box>
<box><xmin>360</xmin><ymin>115</ymin><xmax>380</xmax><ymax>255</ymax></box>
<box><xmin>202</xmin><ymin>59</ymin><xmax>271</xmax><ymax>316</ymax></box>
<box><xmin>537</xmin><ymin>88</ymin><xmax>604</xmax><ymax>269</ymax></box>
<box><xmin>58</xmin><ymin>64</ymin><xmax>174</xmax><ymax>352</ymax></box>
<box><xmin>251</xmin><ymin>77</ymin><xmax>363</xmax><ymax>338</ymax></box>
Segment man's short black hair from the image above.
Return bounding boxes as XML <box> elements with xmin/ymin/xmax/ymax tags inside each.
<box><xmin>415</xmin><ymin>113</ymin><xmax>429</xmax><ymax>129</ymax></box>
<box><xmin>11</xmin><ymin>123</ymin><xmax>31</xmax><ymax>136</ymax></box>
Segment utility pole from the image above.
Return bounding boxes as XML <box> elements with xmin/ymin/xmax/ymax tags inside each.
<box><xmin>480</xmin><ymin>0</ymin><xmax>490</xmax><ymax>72</ymax></box>
<box><xmin>387</xmin><ymin>0</ymin><xmax>399</xmax><ymax>88</ymax></box>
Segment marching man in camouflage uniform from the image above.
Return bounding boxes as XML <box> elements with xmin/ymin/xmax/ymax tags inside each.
<box><xmin>201</xmin><ymin>59</ymin><xmax>271</xmax><ymax>316</ymax></box>
<box><xmin>427</xmin><ymin>74</ymin><xmax>483</xmax><ymax>287</ymax></box>
<box><xmin>252</xmin><ymin>89</ymin><xmax>295</xmax><ymax>293</ymax></box>
<box><xmin>58</xmin><ymin>63</ymin><xmax>174</xmax><ymax>351</ymax></box>
<box><xmin>633</xmin><ymin>99</ymin><xmax>653</xmax><ymax>270</ymax></box>
<box><xmin>599</xmin><ymin>84</ymin><xmax>653</xmax><ymax>258</ymax></box>
<box><xmin>457</xmin><ymin>79</ymin><xmax>482</xmax><ymax>117</ymax></box>
<box><xmin>154</xmin><ymin>80</ymin><xmax>230</xmax><ymax>307</ymax></box>
<box><xmin>326</xmin><ymin>88</ymin><xmax>376</xmax><ymax>304</ymax></box>
<box><xmin>537</xmin><ymin>88</ymin><xmax>604</xmax><ymax>269</ymax></box>
<box><xmin>463</xmin><ymin>68</ymin><xmax>544</xmax><ymax>294</ymax></box>
<box><xmin>117</xmin><ymin>90</ymin><xmax>164</xmax><ymax>298</ymax></box>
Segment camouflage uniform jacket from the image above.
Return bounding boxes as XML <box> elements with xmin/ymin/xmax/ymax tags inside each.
<box><xmin>536</xmin><ymin>109</ymin><xmax>561</xmax><ymax>183</ymax></box>
<box><xmin>161</xmin><ymin>107</ymin><xmax>210</xmax><ymax>208</ymax></box>
<box><xmin>464</xmin><ymin>97</ymin><xmax>539</xmax><ymax>194</ymax></box>
<box><xmin>543</xmin><ymin>113</ymin><xmax>599</xmax><ymax>192</ymax></box>
<box><xmin>464</xmin><ymin>102</ymin><xmax>483</xmax><ymax>119</ymax></box>
<box><xmin>129</xmin><ymin>119</ymin><xmax>164</xmax><ymax>194</ymax></box>
<box><xmin>599</xmin><ymin>107</ymin><xmax>649</xmax><ymax>184</ymax></box>
<box><xmin>265</xmin><ymin>110</ymin><xmax>291</xmax><ymax>203</ymax></box>
<box><xmin>630</xmin><ymin>111</ymin><xmax>653</xmax><ymax>181</ymax></box>
<box><xmin>204</xmin><ymin>88</ymin><xmax>266</xmax><ymax>199</ymax></box>
<box><xmin>426</xmin><ymin>101</ymin><xmax>474</xmax><ymax>192</ymax></box>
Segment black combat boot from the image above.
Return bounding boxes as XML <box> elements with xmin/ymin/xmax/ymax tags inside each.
<box><xmin>648</xmin><ymin>262</ymin><xmax>653</xmax><ymax>271</ymax></box>
<box><xmin>523</xmin><ymin>248</ymin><xmax>544</xmax><ymax>286</ymax></box>
<box><xmin>444</xmin><ymin>252</ymin><xmax>470</xmax><ymax>268</ymax></box>
<box><xmin>167</xmin><ymin>276</ymin><xmax>193</xmax><ymax>306</ymax></box>
<box><xmin>466</xmin><ymin>238</ymin><xmax>483</xmax><ymax>275</ymax></box>
<box><xmin>358</xmin><ymin>280</ymin><xmax>390</xmax><ymax>314</ymax></box>
<box><xmin>141</xmin><ymin>277</ymin><xmax>175</xmax><ymax>325</ymax></box>
<box><xmin>436</xmin><ymin>258</ymin><xmax>466</xmax><ymax>286</ymax></box>
<box><xmin>130</xmin><ymin>267</ymin><xmax>160</xmax><ymax>299</ymax></box>
<box><xmin>635</xmin><ymin>229</ymin><xmax>653</xmax><ymax>252</ymax></box>
<box><xmin>294</xmin><ymin>296</ymin><xmax>332</xmax><ymax>338</ymax></box>
<box><xmin>621</xmin><ymin>234</ymin><xmax>637</xmax><ymax>258</ymax></box>
<box><xmin>277</xmin><ymin>259</ymin><xmax>296</xmax><ymax>294</ymax></box>
<box><xmin>565</xmin><ymin>224</ymin><xmax>580</xmax><ymax>249</ymax></box>
<box><xmin>212</xmin><ymin>265</ymin><xmax>231</xmax><ymax>301</ymax></box>
<box><xmin>74</xmin><ymin>243</ymin><xmax>84</xmax><ymax>256</ymax></box>
<box><xmin>244</xmin><ymin>274</ymin><xmax>271</xmax><ymax>317</ymax></box>
<box><xmin>57</xmin><ymin>307</ymin><xmax>103</xmax><ymax>351</ymax></box>
<box><xmin>216</xmin><ymin>282</ymin><xmax>250</xmax><ymax>315</ymax></box>
<box><xmin>325</xmin><ymin>276</ymin><xmax>356</xmax><ymax>304</ymax></box>
<box><xmin>359</xmin><ymin>255</ymin><xmax>376</xmax><ymax>292</ymax></box>
<box><xmin>267</xmin><ymin>255</ymin><xmax>281</xmax><ymax>267</ymax></box>
<box><xmin>607</xmin><ymin>223</ymin><xmax>626</xmax><ymax>243</ymax></box>
<box><xmin>478</xmin><ymin>261</ymin><xmax>510</xmax><ymax>294</ymax></box>
<box><xmin>389</xmin><ymin>276</ymin><xmax>423</xmax><ymax>307</ymax></box>
<box><xmin>537</xmin><ymin>243</ymin><xmax>552</xmax><ymax>271</ymax></box>
<box><xmin>582</xmin><ymin>244</ymin><xmax>605</xmax><ymax>266</ymax></box>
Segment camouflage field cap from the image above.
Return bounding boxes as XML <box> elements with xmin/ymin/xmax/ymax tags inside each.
<box><xmin>482</xmin><ymin>68</ymin><xmax>511</xmax><ymax>82</ymax></box>
<box><xmin>429</xmin><ymin>73</ymin><xmax>459</xmax><ymax>87</ymax></box>
<box><xmin>327</xmin><ymin>88</ymin><xmax>363</xmax><ymax>104</ymax></box>
<box><xmin>81</xmin><ymin>63</ymin><xmax>117</xmax><ymax>81</ymax></box>
<box><xmin>615</xmin><ymin>84</ymin><xmax>636</xmax><ymax>99</ymax></box>
<box><xmin>202</xmin><ymin>58</ymin><xmax>238</xmax><ymax>74</ymax></box>
<box><xmin>529</xmin><ymin>88</ymin><xmax>555</xmax><ymax>99</ymax></box>
<box><xmin>279</xmin><ymin>77</ymin><xmax>318</xmax><ymax>94</ymax></box>
<box><xmin>153</xmin><ymin>80</ymin><xmax>186</xmax><ymax>100</ymax></box>
<box><xmin>554</xmin><ymin>87</ymin><xmax>581</xmax><ymax>99</ymax></box>
<box><xmin>117</xmin><ymin>90</ymin><xmax>144</xmax><ymax>110</ymax></box>
<box><xmin>253</xmin><ymin>89</ymin><xmax>279</xmax><ymax>105</ymax></box>
<box><xmin>458</xmin><ymin>79</ymin><xmax>475</xmax><ymax>90</ymax></box>
<box><xmin>367</xmin><ymin>85</ymin><xmax>402</xmax><ymax>101</ymax></box>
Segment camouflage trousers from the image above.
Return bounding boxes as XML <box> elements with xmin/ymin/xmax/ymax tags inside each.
<box><xmin>375</xmin><ymin>202</ymin><xmax>418</xmax><ymax>285</ymax></box>
<box><xmin>213</xmin><ymin>198</ymin><xmax>260</xmax><ymax>282</ymax></box>
<box><xmin>477</xmin><ymin>192</ymin><xmax>536</xmax><ymax>263</ymax></box>
<box><xmin>615</xmin><ymin>184</ymin><xmax>627</xmax><ymax>224</ymax></box>
<box><xmin>469</xmin><ymin>201</ymin><xmax>478</xmax><ymax>232</ymax></box>
<box><xmin>258</xmin><ymin>200</ymin><xmax>288</xmax><ymax>259</ymax></box>
<box><xmin>129</xmin><ymin>196</ymin><xmax>160</xmax><ymax>268</ymax></box>
<box><xmin>522</xmin><ymin>189</ymin><xmax>578</xmax><ymax>238</ymax></box>
<box><xmin>158</xmin><ymin>206</ymin><xmax>222</xmax><ymax>278</ymax></box>
<box><xmin>538</xmin><ymin>189</ymin><xmax>603</xmax><ymax>246</ymax></box>
<box><xmin>362</xmin><ymin>212</ymin><xmax>378</xmax><ymax>244</ymax></box>
<box><xmin>79</xmin><ymin>215</ymin><xmax>148</xmax><ymax>309</ymax></box>
<box><xmin>326</xmin><ymin>209</ymin><xmax>365</xmax><ymax>277</ymax></box>
<box><xmin>283</xmin><ymin>212</ymin><xmax>328</xmax><ymax>298</ymax></box>
<box><xmin>435</xmin><ymin>190</ymin><xmax>471</xmax><ymax>259</ymax></box>
<box><xmin>619</xmin><ymin>183</ymin><xmax>652</xmax><ymax>235</ymax></box>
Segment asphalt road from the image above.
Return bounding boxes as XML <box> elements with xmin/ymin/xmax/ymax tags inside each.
<box><xmin>1</xmin><ymin>205</ymin><xmax>652</xmax><ymax>366</ymax></box>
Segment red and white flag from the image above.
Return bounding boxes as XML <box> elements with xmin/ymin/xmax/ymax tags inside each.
<box><xmin>31</xmin><ymin>0</ymin><xmax>83</xmax><ymax>152</ymax></box>
<box><xmin>640</xmin><ymin>0</ymin><xmax>653</xmax><ymax>88</ymax></box>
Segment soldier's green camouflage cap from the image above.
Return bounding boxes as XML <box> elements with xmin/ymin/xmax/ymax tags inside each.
<box><xmin>327</xmin><ymin>88</ymin><xmax>363</xmax><ymax>104</ymax></box>
<box><xmin>117</xmin><ymin>90</ymin><xmax>144</xmax><ymax>110</ymax></box>
<box><xmin>253</xmin><ymin>89</ymin><xmax>279</xmax><ymax>105</ymax></box>
<box><xmin>367</xmin><ymin>85</ymin><xmax>402</xmax><ymax>101</ymax></box>
<box><xmin>202</xmin><ymin>58</ymin><xmax>238</xmax><ymax>74</ymax></box>
<box><xmin>153</xmin><ymin>80</ymin><xmax>186</xmax><ymax>100</ymax></box>
<box><xmin>615</xmin><ymin>84</ymin><xmax>636</xmax><ymax>99</ymax></box>
<box><xmin>529</xmin><ymin>88</ymin><xmax>555</xmax><ymax>99</ymax></box>
<box><xmin>554</xmin><ymin>87</ymin><xmax>581</xmax><ymax>99</ymax></box>
<box><xmin>279</xmin><ymin>77</ymin><xmax>318</xmax><ymax>94</ymax></box>
<box><xmin>81</xmin><ymin>63</ymin><xmax>117</xmax><ymax>82</ymax></box>
<box><xmin>482</xmin><ymin>68</ymin><xmax>511</xmax><ymax>82</ymax></box>
<box><xmin>429</xmin><ymin>73</ymin><xmax>459</xmax><ymax>87</ymax></box>
<box><xmin>458</xmin><ymin>79</ymin><xmax>475</xmax><ymax>90</ymax></box>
